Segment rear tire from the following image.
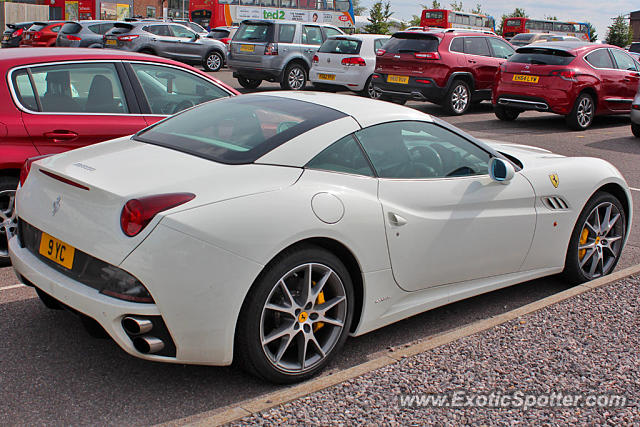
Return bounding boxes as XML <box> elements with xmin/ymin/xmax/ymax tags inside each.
<box><xmin>632</xmin><ymin>123</ymin><xmax>640</xmax><ymax>137</ymax></box>
<box><xmin>237</xmin><ymin>76</ymin><xmax>262</xmax><ymax>89</ymax></box>
<box><xmin>0</xmin><ymin>175</ymin><xmax>18</xmax><ymax>267</ymax></box>
<box><xmin>203</xmin><ymin>51</ymin><xmax>223</xmax><ymax>72</ymax></box>
<box><xmin>280</xmin><ymin>63</ymin><xmax>307</xmax><ymax>91</ymax></box>
<box><xmin>566</xmin><ymin>93</ymin><xmax>595</xmax><ymax>130</ymax></box>
<box><xmin>359</xmin><ymin>75</ymin><xmax>381</xmax><ymax>99</ymax></box>
<box><xmin>443</xmin><ymin>80</ymin><xmax>471</xmax><ymax>115</ymax></box>
<box><xmin>494</xmin><ymin>105</ymin><xmax>520</xmax><ymax>121</ymax></box>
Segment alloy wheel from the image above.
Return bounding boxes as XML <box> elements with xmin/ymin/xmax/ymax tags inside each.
<box><xmin>260</xmin><ymin>263</ymin><xmax>347</xmax><ymax>373</ymax></box>
<box><xmin>577</xmin><ymin>201</ymin><xmax>624</xmax><ymax>279</ymax></box>
<box><xmin>287</xmin><ymin>67</ymin><xmax>305</xmax><ymax>90</ymax></box>
<box><xmin>576</xmin><ymin>96</ymin><xmax>594</xmax><ymax>128</ymax></box>
<box><xmin>451</xmin><ymin>84</ymin><xmax>469</xmax><ymax>113</ymax></box>
<box><xmin>367</xmin><ymin>81</ymin><xmax>380</xmax><ymax>99</ymax></box>
<box><xmin>0</xmin><ymin>189</ymin><xmax>17</xmax><ymax>258</ymax></box>
<box><xmin>207</xmin><ymin>53</ymin><xmax>221</xmax><ymax>71</ymax></box>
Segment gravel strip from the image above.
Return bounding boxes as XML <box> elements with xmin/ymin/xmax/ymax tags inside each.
<box><xmin>232</xmin><ymin>277</ymin><xmax>640</xmax><ymax>425</ymax></box>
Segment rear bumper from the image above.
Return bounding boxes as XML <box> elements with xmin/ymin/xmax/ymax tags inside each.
<box><xmin>371</xmin><ymin>74</ymin><xmax>447</xmax><ymax>102</ymax></box>
<box><xmin>493</xmin><ymin>83</ymin><xmax>574</xmax><ymax>115</ymax></box>
<box><xmin>309</xmin><ymin>68</ymin><xmax>369</xmax><ymax>92</ymax></box>
<box><xmin>231</xmin><ymin>67</ymin><xmax>282</xmax><ymax>81</ymax></box>
<box><xmin>228</xmin><ymin>56</ymin><xmax>283</xmax><ymax>81</ymax></box>
<box><xmin>2</xmin><ymin>39</ymin><xmax>20</xmax><ymax>48</ymax></box>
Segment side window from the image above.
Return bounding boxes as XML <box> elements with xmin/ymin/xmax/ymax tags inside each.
<box><xmin>100</xmin><ymin>23</ymin><xmax>116</xmax><ymax>34</ymax></box>
<box><xmin>278</xmin><ymin>24</ymin><xmax>296</xmax><ymax>43</ymax></box>
<box><xmin>356</xmin><ymin>121</ymin><xmax>490</xmax><ymax>179</ymax></box>
<box><xmin>28</xmin><ymin>63</ymin><xmax>128</xmax><ymax>114</ymax></box>
<box><xmin>323</xmin><ymin>27</ymin><xmax>342</xmax><ymax>38</ymax></box>
<box><xmin>487</xmin><ymin>37</ymin><xmax>514</xmax><ymax>59</ymax></box>
<box><xmin>171</xmin><ymin>25</ymin><xmax>195</xmax><ymax>38</ymax></box>
<box><xmin>88</xmin><ymin>24</ymin><xmax>102</xmax><ymax>34</ymax></box>
<box><xmin>12</xmin><ymin>71</ymin><xmax>38</xmax><ymax>111</ymax></box>
<box><xmin>374</xmin><ymin>38</ymin><xmax>387</xmax><ymax>51</ymax></box>
<box><xmin>585</xmin><ymin>49</ymin><xmax>614</xmax><ymax>69</ymax></box>
<box><xmin>302</xmin><ymin>25</ymin><xmax>323</xmax><ymax>45</ymax></box>
<box><xmin>449</xmin><ymin>37</ymin><xmax>463</xmax><ymax>53</ymax></box>
<box><xmin>51</xmin><ymin>25</ymin><xmax>62</xmax><ymax>33</ymax></box>
<box><xmin>611</xmin><ymin>49</ymin><xmax>638</xmax><ymax>71</ymax></box>
<box><xmin>131</xmin><ymin>63</ymin><xmax>229</xmax><ymax>115</ymax></box>
<box><xmin>306</xmin><ymin>135</ymin><xmax>374</xmax><ymax>177</ymax></box>
<box><xmin>464</xmin><ymin>37</ymin><xmax>491</xmax><ymax>57</ymax></box>
<box><xmin>148</xmin><ymin>25</ymin><xmax>171</xmax><ymax>36</ymax></box>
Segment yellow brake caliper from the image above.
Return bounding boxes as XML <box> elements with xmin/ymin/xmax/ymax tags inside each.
<box><xmin>313</xmin><ymin>280</ymin><xmax>325</xmax><ymax>332</ymax></box>
<box><xmin>578</xmin><ymin>228</ymin><xmax>589</xmax><ymax>260</ymax></box>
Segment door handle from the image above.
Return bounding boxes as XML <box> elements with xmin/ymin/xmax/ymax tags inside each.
<box><xmin>388</xmin><ymin>212</ymin><xmax>408</xmax><ymax>226</ymax></box>
<box><xmin>468</xmin><ymin>59</ymin><xmax>477</xmax><ymax>64</ymax></box>
<box><xmin>44</xmin><ymin>130</ymin><xmax>78</xmax><ymax>142</ymax></box>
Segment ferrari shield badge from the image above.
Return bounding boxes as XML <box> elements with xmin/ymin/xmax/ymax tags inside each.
<box><xmin>549</xmin><ymin>173</ymin><xmax>559</xmax><ymax>188</ymax></box>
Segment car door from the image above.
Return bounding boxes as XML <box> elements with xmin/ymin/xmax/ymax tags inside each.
<box><xmin>355</xmin><ymin>120</ymin><xmax>536</xmax><ymax>291</ymax></box>
<box><xmin>301</xmin><ymin>25</ymin><xmax>324</xmax><ymax>65</ymax></box>
<box><xmin>16</xmin><ymin>62</ymin><xmax>146</xmax><ymax>155</ymax></box>
<box><xmin>145</xmin><ymin>24</ymin><xmax>178</xmax><ymax>58</ymax></box>
<box><xmin>125</xmin><ymin>62</ymin><xmax>233</xmax><ymax>126</ymax></box>
<box><xmin>463</xmin><ymin>36</ymin><xmax>499</xmax><ymax>90</ymax></box>
<box><xmin>610</xmin><ymin>48</ymin><xmax>640</xmax><ymax>111</ymax></box>
<box><xmin>169</xmin><ymin>24</ymin><xmax>202</xmax><ymax>62</ymax></box>
<box><xmin>584</xmin><ymin>48</ymin><xmax>624</xmax><ymax>112</ymax></box>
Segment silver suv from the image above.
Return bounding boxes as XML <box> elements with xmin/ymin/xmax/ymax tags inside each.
<box><xmin>103</xmin><ymin>21</ymin><xmax>227</xmax><ymax>72</ymax></box>
<box><xmin>227</xmin><ymin>19</ymin><xmax>343</xmax><ymax>90</ymax></box>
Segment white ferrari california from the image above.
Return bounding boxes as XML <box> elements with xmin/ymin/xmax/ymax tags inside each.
<box><xmin>10</xmin><ymin>92</ymin><xmax>631</xmax><ymax>383</ymax></box>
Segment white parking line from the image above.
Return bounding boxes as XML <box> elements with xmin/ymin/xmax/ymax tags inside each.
<box><xmin>630</xmin><ymin>187</ymin><xmax>640</xmax><ymax>192</ymax></box>
<box><xmin>0</xmin><ymin>284</ymin><xmax>25</xmax><ymax>291</ymax></box>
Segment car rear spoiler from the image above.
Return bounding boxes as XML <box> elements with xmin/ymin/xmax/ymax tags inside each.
<box><xmin>113</xmin><ymin>22</ymin><xmax>135</xmax><ymax>29</ymax></box>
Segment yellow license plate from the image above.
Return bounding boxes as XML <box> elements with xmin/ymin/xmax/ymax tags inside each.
<box><xmin>39</xmin><ymin>232</ymin><xmax>75</xmax><ymax>269</ymax></box>
<box><xmin>387</xmin><ymin>74</ymin><xmax>409</xmax><ymax>84</ymax></box>
<box><xmin>318</xmin><ymin>73</ymin><xmax>335</xmax><ymax>81</ymax></box>
<box><xmin>2</xmin><ymin>36</ymin><xmax>9</xmax><ymax>41</ymax></box>
<box><xmin>240</xmin><ymin>44</ymin><xmax>255</xmax><ymax>52</ymax></box>
<box><xmin>105</xmin><ymin>39</ymin><xmax>117</xmax><ymax>46</ymax></box>
<box><xmin>513</xmin><ymin>74</ymin><xmax>539</xmax><ymax>83</ymax></box>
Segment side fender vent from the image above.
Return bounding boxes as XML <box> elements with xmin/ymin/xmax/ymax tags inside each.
<box><xmin>542</xmin><ymin>196</ymin><xmax>569</xmax><ymax>210</ymax></box>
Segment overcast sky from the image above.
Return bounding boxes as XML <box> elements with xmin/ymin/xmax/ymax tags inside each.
<box><xmin>359</xmin><ymin>0</ymin><xmax>638</xmax><ymax>40</ymax></box>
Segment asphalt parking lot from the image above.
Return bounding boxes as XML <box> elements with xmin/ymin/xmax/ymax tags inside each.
<box><xmin>2</xmin><ymin>69</ymin><xmax>640</xmax><ymax>425</ymax></box>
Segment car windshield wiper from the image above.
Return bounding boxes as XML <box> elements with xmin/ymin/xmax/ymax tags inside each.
<box><xmin>398</xmin><ymin>49</ymin><xmax>419</xmax><ymax>53</ymax></box>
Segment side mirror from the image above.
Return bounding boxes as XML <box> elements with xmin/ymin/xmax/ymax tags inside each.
<box><xmin>192</xmin><ymin>33</ymin><xmax>200</xmax><ymax>41</ymax></box>
<box><xmin>489</xmin><ymin>157</ymin><xmax>515</xmax><ymax>184</ymax></box>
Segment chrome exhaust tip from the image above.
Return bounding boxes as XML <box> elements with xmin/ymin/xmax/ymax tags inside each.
<box><xmin>133</xmin><ymin>336</ymin><xmax>165</xmax><ymax>354</ymax></box>
<box><xmin>122</xmin><ymin>316</ymin><xmax>153</xmax><ymax>335</ymax></box>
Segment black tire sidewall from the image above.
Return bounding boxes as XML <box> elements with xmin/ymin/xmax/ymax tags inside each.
<box><xmin>495</xmin><ymin>105</ymin><xmax>519</xmax><ymax>121</ymax></box>
<box><xmin>563</xmin><ymin>192</ymin><xmax>626</xmax><ymax>284</ymax></box>
<box><xmin>632</xmin><ymin>123</ymin><xmax>640</xmax><ymax>138</ymax></box>
<box><xmin>0</xmin><ymin>175</ymin><xmax>18</xmax><ymax>266</ymax></box>
<box><xmin>235</xmin><ymin>245</ymin><xmax>354</xmax><ymax>384</ymax></box>
<box><xmin>281</xmin><ymin>63</ymin><xmax>306</xmax><ymax>90</ymax></box>
<box><xmin>567</xmin><ymin>93</ymin><xmax>594</xmax><ymax>131</ymax></box>
<box><xmin>445</xmin><ymin>80</ymin><xmax>471</xmax><ymax>115</ymax></box>
<box><xmin>203</xmin><ymin>51</ymin><xmax>222</xmax><ymax>72</ymax></box>
<box><xmin>237</xmin><ymin>77</ymin><xmax>261</xmax><ymax>89</ymax></box>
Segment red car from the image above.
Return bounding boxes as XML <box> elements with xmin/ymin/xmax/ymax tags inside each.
<box><xmin>493</xmin><ymin>42</ymin><xmax>640</xmax><ymax>130</ymax></box>
<box><xmin>373</xmin><ymin>29</ymin><xmax>516</xmax><ymax>114</ymax></box>
<box><xmin>0</xmin><ymin>48</ymin><xmax>238</xmax><ymax>265</ymax></box>
<box><xmin>20</xmin><ymin>21</ymin><xmax>64</xmax><ymax>47</ymax></box>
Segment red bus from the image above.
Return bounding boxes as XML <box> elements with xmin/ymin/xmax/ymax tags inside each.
<box><xmin>420</xmin><ymin>9</ymin><xmax>495</xmax><ymax>32</ymax></box>
<box><xmin>502</xmin><ymin>17</ymin><xmax>590</xmax><ymax>41</ymax></box>
<box><xmin>189</xmin><ymin>0</ymin><xmax>355</xmax><ymax>31</ymax></box>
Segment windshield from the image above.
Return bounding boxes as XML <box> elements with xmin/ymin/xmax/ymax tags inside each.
<box><xmin>384</xmin><ymin>34</ymin><xmax>439</xmax><ymax>53</ymax></box>
<box><xmin>134</xmin><ymin>96</ymin><xmax>346</xmax><ymax>164</ymax></box>
<box><xmin>509</xmin><ymin>48</ymin><xmax>575</xmax><ymax>65</ymax></box>
<box><xmin>318</xmin><ymin>38</ymin><xmax>361</xmax><ymax>54</ymax></box>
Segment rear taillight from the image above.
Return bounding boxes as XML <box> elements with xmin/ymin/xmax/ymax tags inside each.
<box><xmin>220</xmin><ymin>37</ymin><xmax>231</xmax><ymax>45</ymax></box>
<box><xmin>312</xmin><ymin>54</ymin><xmax>319</xmax><ymax>64</ymax></box>
<box><xmin>11</xmin><ymin>28</ymin><xmax>23</xmax><ymax>38</ymax></box>
<box><xmin>376</xmin><ymin>48</ymin><xmax>386</xmax><ymax>56</ymax></box>
<box><xmin>414</xmin><ymin>52</ymin><xmax>439</xmax><ymax>60</ymax></box>
<box><xmin>633</xmin><ymin>104</ymin><xmax>640</xmax><ymax>110</ymax></box>
<box><xmin>550</xmin><ymin>69</ymin><xmax>577</xmax><ymax>81</ymax></box>
<box><xmin>264</xmin><ymin>42</ymin><xmax>278</xmax><ymax>55</ymax></box>
<box><xmin>118</xmin><ymin>34</ymin><xmax>139</xmax><ymax>42</ymax></box>
<box><xmin>33</xmin><ymin>31</ymin><xmax>42</xmax><ymax>39</ymax></box>
<box><xmin>20</xmin><ymin>155</ymin><xmax>52</xmax><ymax>187</ymax></box>
<box><xmin>341</xmin><ymin>57</ymin><xmax>366</xmax><ymax>66</ymax></box>
<box><xmin>66</xmin><ymin>34</ymin><xmax>81</xmax><ymax>41</ymax></box>
<box><xmin>121</xmin><ymin>193</ymin><xmax>195</xmax><ymax>237</ymax></box>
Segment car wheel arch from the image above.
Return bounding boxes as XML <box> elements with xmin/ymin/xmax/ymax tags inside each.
<box><xmin>578</xmin><ymin>87</ymin><xmax>599</xmax><ymax>111</ymax></box>
<box><xmin>447</xmin><ymin>72</ymin><xmax>475</xmax><ymax>92</ymax></box>
<box><xmin>285</xmin><ymin>58</ymin><xmax>309</xmax><ymax>74</ymax></box>
<box><xmin>596</xmin><ymin>182</ymin><xmax>632</xmax><ymax>231</ymax></box>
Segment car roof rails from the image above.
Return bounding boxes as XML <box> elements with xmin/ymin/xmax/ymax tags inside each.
<box><xmin>444</xmin><ymin>28</ymin><xmax>496</xmax><ymax>35</ymax></box>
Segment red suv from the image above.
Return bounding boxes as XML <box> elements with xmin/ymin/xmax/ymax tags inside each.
<box><xmin>493</xmin><ymin>42</ymin><xmax>640</xmax><ymax>130</ymax></box>
<box><xmin>20</xmin><ymin>21</ymin><xmax>64</xmax><ymax>47</ymax></box>
<box><xmin>0</xmin><ymin>48</ymin><xmax>238</xmax><ymax>265</ymax></box>
<box><xmin>373</xmin><ymin>29</ymin><xmax>515</xmax><ymax>114</ymax></box>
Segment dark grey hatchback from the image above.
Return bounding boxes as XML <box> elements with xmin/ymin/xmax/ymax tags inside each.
<box><xmin>55</xmin><ymin>21</ymin><xmax>116</xmax><ymax>48</ymax></box>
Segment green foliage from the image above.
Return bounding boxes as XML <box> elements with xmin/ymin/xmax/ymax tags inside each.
<box><xmin>421</xmin><ymin>1</ymin><xmax>441</xmax><ymax>8</ymax></box>
<box><xmin>583</xmin><ymin>22</ymin><xmax>597</xmax><ymax>42</ymax></box>
<box><xmin>497</xmin><ymin>8</ymin><xmax>527</xmax><ymax>36</ymax></box>
<box><xmin>352</xmin><ymin>0</ymin><xmax>367</xmax><ymax>16</ymax></box>
<box><xmin>606</xmin><ymin>15</ymin><xmax>633</xmax><ymax>47</ymax></box>
<box><xmin>409</xmin><ymin>14</ymin><xmax>422</xmax><ymax>26</ymax></box>
<box><xmin>364</xmin><ymin>1</ymin><xmax>394</xmax><ymax>35</ymax></box>
<box><xmin>450</xmin><ymin>1</ymin><xmax>463</xmax><ymax>11</ymax></box>
<box><xmin>470</xmin><ymin>3</ymin><xmax>483</xmax><ymax>15</ymax></box>
<box><xmin>544</xmin><ymin>16</ymin><xmax>558</xmax><ymax>20</ymax></box>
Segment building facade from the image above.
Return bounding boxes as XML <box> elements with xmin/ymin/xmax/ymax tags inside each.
<box><xmin>631</xmin><ymin>10</ymin><xmax>640</xmax><ymax>42</ymax></box>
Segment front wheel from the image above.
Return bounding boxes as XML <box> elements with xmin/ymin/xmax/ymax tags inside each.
<box><xmin>281</xmin><ymin>63</ymin><xmax>307</xmax><ymax>91</ymax></box>
<box><xmin>563</xmin><ymin>192</ymin><xmax>626</xmax><ymax>284</ymax></box>
<box><xmin>203</xmin><ymin>51</ymin><xmax>223</xmax><ymax>72</ymax></box>
<box><xmin>235</xmin><ymin>245</ymin><xmax>354</xmax><ymax>383</ymax></box>
<box><xmin>632</xmin><ymin>122</ymin><xmax>640</xmax><ymax>137</ymax></box>
<box><xmin>443</xmin><ymin>80</ymin><xmax>471</xmax><ymax>115</ymax></box>
<box><xmin>494</xmin><ymin>105</ymin><xmax>520</xmax><ymax>121</ymax></box>
<box><xmin>0</xmin><ymin>176</ymin><xmax>18</xmax><ymax>267</ymax></box>
<box><xmin>566</xmin><ymin>93</ymin><xmax>595</xmax><ymax>130</ymax></box>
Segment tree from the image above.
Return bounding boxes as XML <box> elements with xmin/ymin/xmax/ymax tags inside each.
<box><xmin>420</xmin><ymin>1</ymin><xmax>441</xmax><ymax>8</ymax></box>
<box><xmin>470</xmin><ymin>3</ymin><xmax>483</xmax><ymax>15</ymax></box>
<box><xmin>584</xmin><ymin>22</ymin><xmax>598</xmax><ymax>42</ymax></box>
<box><xmin>606</xmin><ymin>15</ymin><xmax>633</xmax><ymax>47</ymax></box>
<box><xmin>544</xmin><ymin>16</ymin><xmax>558</xmax><ymax>20</ymax></box>
<box><xmin>364</xmin><ymin>1</ymin><xmax>393</xmax><ymax>34</ymax></box>
<box><xmin>450</xmin><ymin>1</ymin><xmax>463</xmax><ymax>11</ymax></box>
<box><xmin>409</xmin><ymin>14</ymin><xmax>422</xmax><ymax>26</ymax></box>
<box><xmin>497</xmin><ymin>8</ymin><xmax>527</xmax><ymax>36</ymax></box>
<box><xmin>352</xmin><ymin>0</ymin><xmax>366</xmax><ymax>16</ymax></box>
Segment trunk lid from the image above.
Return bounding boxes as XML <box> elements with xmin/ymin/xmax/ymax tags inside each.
<box><xmin>18</xmin><ymin>137</ymin><xmax>302</xmax><ymax>266</ymax></box>
<box><xmin>230</xmin><ymin>21</ymin><xmax>273</xmax><ymax>62</ymax></box>
<box><xmin>313</xmin><ymin>37</ymin><xmax>364</xmax><ymax>74</ymax></box>
<box><xmin>376</xmin><ymin>33</ymin><xmax>441</xmax><ymax>76</ymax></box>
<box><xmin>503</xmin><ymin>47</ymin><xmax>577</xmax><ymax>88</ymax></box>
